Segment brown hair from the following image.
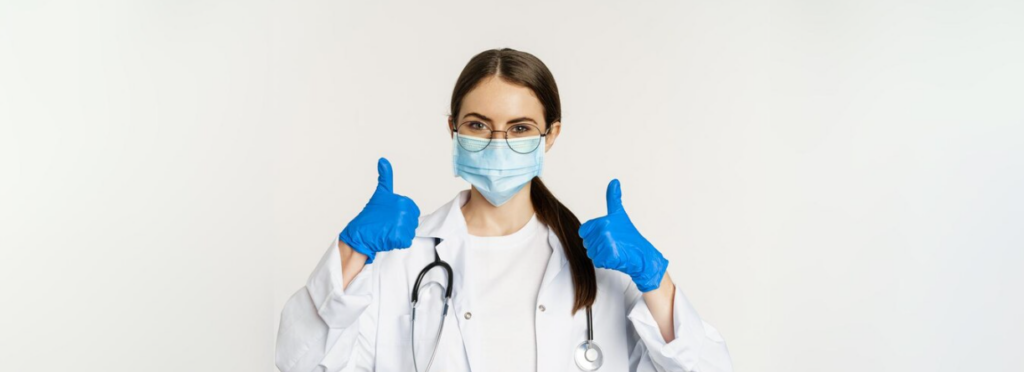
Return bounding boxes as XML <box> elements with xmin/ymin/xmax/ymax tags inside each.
<box><xmin>447</xmin><ymin>48</ymin><xmax>596</xmax><ymax>314</ymax></box>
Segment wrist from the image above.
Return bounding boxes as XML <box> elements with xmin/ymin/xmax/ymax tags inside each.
<box><xmin>337</xmin><ymin>240</ymin><xmax>369</xmax><ymax>291</ymax></box>
<box><xmin>339</xmin><ymin>231</ymin><xmax>375</xmax><ymax>264</ymax></box>
<box><xmin>339</xmin><ymin>240</ymin><xmax>369</xmax><ymax>263</ymax></box>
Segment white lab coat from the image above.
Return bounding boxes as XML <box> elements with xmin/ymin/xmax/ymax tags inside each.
<box><xmin>276</xmin><ymin>190</ymin><xmax>733</xmax><ymax>372</ymax></box>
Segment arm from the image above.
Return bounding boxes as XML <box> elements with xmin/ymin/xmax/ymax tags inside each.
<box><xmin>339</xmin><ymin>241</ymin><xmax>368</xmax><ymax>290</ymax></box>
<box><xmin>578</xmin><ymin>179</ymin><xmax>732</xmax><ymax>371</ymax></box>
<box><xmin>624</xmin><ymin>273</ymin><xmax>733</xmax><ymax>372</ymax></box>
<box><xmin>275</xmin><ymin>236</ymin><xmax>378</xmax><ymax>372</ymax></box>
<box><xmin>642</xmin><ymin>272</ymin><xmax>676</xmax><ymax>343</ymax></box>
<box><xmin>276</xmin><ymin>158</ymin><xmax>418</xmax><ymax>371</ymax></box>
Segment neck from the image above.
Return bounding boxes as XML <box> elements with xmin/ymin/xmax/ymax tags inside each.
<box><xmin>461</xmin><ymin>182</ymin><xmax>536</xmax><ymax>237</ymax></box>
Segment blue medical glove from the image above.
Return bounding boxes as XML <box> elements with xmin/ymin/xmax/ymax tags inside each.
<box><xmin>339</xmin><ymin>157</ymin><xmax>421</xmax><ymax>264</ymax></box>
<box><xmin>579</xmin><ymin>179</ymin><xmax>669</xmax><ymax>292</ymax></box>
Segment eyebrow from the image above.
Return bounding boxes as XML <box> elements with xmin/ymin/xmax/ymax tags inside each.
<box><xmin>462</xmin><ymin>112</ymin><xmax>537</xmax><ymax>125</ymax></box>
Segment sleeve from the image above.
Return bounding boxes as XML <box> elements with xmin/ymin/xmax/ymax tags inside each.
<box><xmin>624</xmin><ymin>278</ymin><xmax>733</xmax><ymax>372</ymax></box>
<box><xmin>275</xmin><ymin>235</ymin><xmax>379</xmax><ymax>372</ymax></box>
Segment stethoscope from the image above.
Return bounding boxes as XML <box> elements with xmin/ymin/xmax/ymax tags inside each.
<box><xmin>411</xmin><ymin>238</ymin><xmax>604</xmax><ymax>372</ymax></box>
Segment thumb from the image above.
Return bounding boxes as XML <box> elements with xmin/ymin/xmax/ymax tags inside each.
<box><xmin>376</xmin><ymin>157</ymin><xmax>394</xmax><ymax>193</ymax></box>
<box><xmin>605</xmin><ymin>178</ymin><xmax>624</xmax><ymax>214</ymax></box>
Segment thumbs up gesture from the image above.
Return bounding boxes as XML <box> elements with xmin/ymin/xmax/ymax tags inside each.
<box><xmin>579</xmin><ymin>179</ymin><xmax>669</xmax><ymax>292</ymax></box>
<box><xmin>339</xmin><ymin>157</ymin><xmax>421</xmax><ymax>264</ymax></box>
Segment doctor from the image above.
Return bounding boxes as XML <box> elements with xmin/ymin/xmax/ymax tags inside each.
<box><xmin>275</xmin><ymin>48</ymin><xmax>733</xmax><ymax>372</ymax></box>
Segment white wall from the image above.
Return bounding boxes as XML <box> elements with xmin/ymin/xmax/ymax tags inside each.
<box><xmin>2</xmin><ymin>0</ymin><xmax>1021</xmax><ymax>371</ymax></box>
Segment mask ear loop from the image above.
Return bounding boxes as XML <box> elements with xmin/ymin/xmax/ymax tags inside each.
<box><xmin>536</xmin><ymin>136</ymin><xmax>546</xmax><ymax>175</ymax></box>
<box><xmin>451</xmin><ymin>133</ymin><xmax>460</xmax><ymax>177</ymax></box>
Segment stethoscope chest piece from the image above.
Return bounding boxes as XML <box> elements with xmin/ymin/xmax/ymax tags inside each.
<box><xmin>574</xmin><ymin>340</ymin><xmax>603</xmax><ymax>371</ymax></box>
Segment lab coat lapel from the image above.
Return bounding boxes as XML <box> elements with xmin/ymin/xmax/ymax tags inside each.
<box><xmin>539</xmin><ymin>226</ymin><xmax>568</xmax><ymax>296</ymax></box>
<box><xmin>414</xmin><ymin>190</ymin><xmax>482</xmax><ymax>371</ymax></box>
<box><xmin>412</xmin><ymin>190</ymin><xmax>575</xmax><ymax>372</ymax></box>
<box><xmin>535</xmin><ymin>227</ymin><xmax>578</xmax><ymax>372</ymax></box>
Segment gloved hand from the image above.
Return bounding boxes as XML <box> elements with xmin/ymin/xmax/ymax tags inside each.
<box><xmin>579</xmin><ymin>179</ymin><xmax>669</xmax><ymax>292</ymax></box>
<box><xmin>339</xmin><ymin>157</ymin><xmax>421</xmax><ymax>264</ymax></box>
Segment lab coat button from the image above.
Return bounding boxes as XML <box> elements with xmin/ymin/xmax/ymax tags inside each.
<box><xmin>538</xmin><ymin>305</ymin><xmax>546</xmax><ymax>312</ymax></box>
<box><xmin>464</xmin><ymin>312</ymin><xmax>472</xmax><ymax>320</ymax></box>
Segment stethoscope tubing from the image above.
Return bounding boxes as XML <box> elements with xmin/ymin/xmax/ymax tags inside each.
<box><xmin>411</xmin><ymin>238</ymin><xmax>454</xmax><ymax>372</ymax></box>
<box><xmin>410</xmin><ymin>237</ymin><xmax>601</xmax><ymax>371</ymax></box>
<box><xmin>411</xmin><ymin>299</ymin><xmax>449</xmax><ymax>372</ymax></box>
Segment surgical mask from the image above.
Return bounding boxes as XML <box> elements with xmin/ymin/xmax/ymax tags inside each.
<box><xmin>452</xmin><ymin>133</ymin><xmax>544</xmax><ymax>207</ymax></box>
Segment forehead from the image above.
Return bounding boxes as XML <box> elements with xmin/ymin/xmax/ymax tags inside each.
<box><xmin>460</xmin><ymin>76</ymin><xmax>544</xmax><ymax>121</ymax></box>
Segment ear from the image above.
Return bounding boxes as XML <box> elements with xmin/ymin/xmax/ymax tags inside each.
<box><xmin>544</xmin><ymin>120</ymin><xmax>561</xmax><ymax>152</ymax></box>
<box><xmin>448</xmin><ymin>116</ymin><xmax>455</xmax><ymax>138</ymax></box>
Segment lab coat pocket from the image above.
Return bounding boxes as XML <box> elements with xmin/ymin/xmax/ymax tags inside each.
<box><xmin>378</xmin><ymin>278</ymin><xmax>457</xmax><ymax>371</ymax></box>
<box><xmin>393</xmin><ymin>311</ymin><xmax>445</xmax><ymax>372</ymax></box>
<box><xmin>402</xmin><ymin>307</ymin><xmax>469</xmax><ymax>371</ymax></box>
<box><xmin>376</xmin><ymin>313</ymin><xmax>414</xmax><ymax>371</ymax></box>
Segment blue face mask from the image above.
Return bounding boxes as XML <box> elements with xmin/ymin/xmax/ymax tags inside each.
<box><xmin>452</xmin><ymin>134</ymin><xmax>544</xmax><ymax>207</ymax></box>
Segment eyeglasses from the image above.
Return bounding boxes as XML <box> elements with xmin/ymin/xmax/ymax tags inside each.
<box><xmin>453</xmin><ymin>121</ymin><xmax>550</xmax><ymax>154</ymax></box>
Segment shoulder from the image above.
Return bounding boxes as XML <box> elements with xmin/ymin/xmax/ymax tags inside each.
<box><xmin>591</xmin><ymin>268</ymin><xmax>644</xmax><ymax>315</ymax></box>
<box><xmin>594</xmin><ymin>267</ymin><xmax>635</xmax><ymax>296</ymax></box>
<box><xmin>414</xmin><ymin>190</ymin><xmax>470</xmax><ymax>239</ymax></box>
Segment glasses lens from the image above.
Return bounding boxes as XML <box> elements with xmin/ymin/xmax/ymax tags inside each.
<box><xmin>505</xmin><ymin>124</ymin><xmax>542</xmax><ymax>154</ymax></box>
<box><xmin>456</xmin><ymin>122</ymin><xmax>492</xmax><ymax>152</ymax></box>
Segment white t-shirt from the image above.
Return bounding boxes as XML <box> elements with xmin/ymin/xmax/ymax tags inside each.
<box><xmin>463</xmin><ymin>213</ymin><xmax>552</xmax><ymax>372</ymax></box>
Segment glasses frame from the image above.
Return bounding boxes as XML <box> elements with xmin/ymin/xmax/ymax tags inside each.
<box><xmin>452</xmin><ymin>121</ymin><xmax>552</xmax><ymax>154</ymax></box>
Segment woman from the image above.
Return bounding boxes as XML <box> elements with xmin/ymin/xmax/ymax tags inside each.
<box><xmin>275</xmin><ymin>48</ymin><xmax>733</xmax><ymax>372</ymax></box>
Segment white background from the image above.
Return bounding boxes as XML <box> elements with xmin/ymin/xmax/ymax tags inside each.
<box><xmin>2</xmin><ymin>0</ymin><xmax>1022</xmax><ymax>371</ymax></box>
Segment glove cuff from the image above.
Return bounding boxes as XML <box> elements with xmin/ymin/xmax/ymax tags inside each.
<box><xmin>633</xmin><ymin>254</ymin><xmax>669</xmax><ymax>292</ymax></box>
<box><xmin>339</xmin><ymin>231</ymin><xmax>376</xmax><ymax>264</ymax></box>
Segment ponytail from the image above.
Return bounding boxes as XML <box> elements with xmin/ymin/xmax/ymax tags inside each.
<box><xmin>530</xmin><ymin>177</ymin><xmax>597</xmax><ymax>314</ymax></box>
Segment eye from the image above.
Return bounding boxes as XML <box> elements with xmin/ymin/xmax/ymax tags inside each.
<box><xmin>467</xmin><ymin>121</ymin><xmax>487</xmax><ymax>130</ymax></box>
<box><xmin>510</xmin><ymin>124</ymin><xmax>531</xmax><ymax>133</ymax></box>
